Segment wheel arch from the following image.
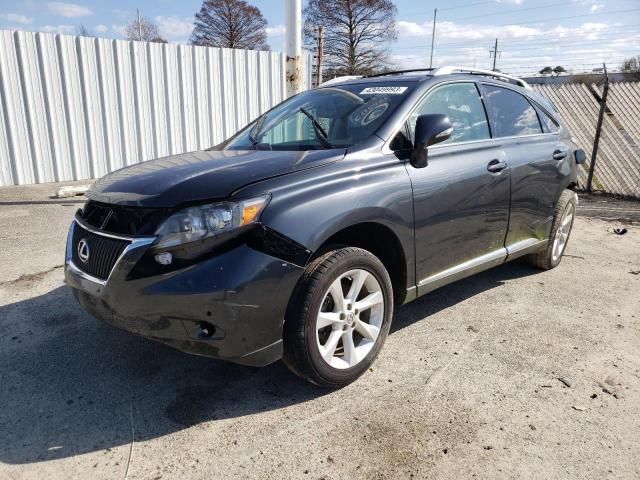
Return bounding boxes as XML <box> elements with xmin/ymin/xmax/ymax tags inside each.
<box><xmin>554</xmin><ymin>179</ymin><xmax>579</xmax><ymax>207</ymax></box>
<box><xmin>312</xmin><ymin>221</ymin><xmax>409</xmax><ymax>305</ymax></box>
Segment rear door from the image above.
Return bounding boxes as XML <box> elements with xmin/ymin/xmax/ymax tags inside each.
<box><xmin>480</xmin><ymin>83</ymin><xmax>569</xmax><ymax>255</ymax></box>
<box><xmin>402</xmin><ymin>82</ymin><xmax>511</xmax><ymax>294</ymax></box>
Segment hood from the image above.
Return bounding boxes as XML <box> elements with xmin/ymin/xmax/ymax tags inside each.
<box><xmin>86</xmin><ymin>148</ymin><xmax>344</xmax><ymax>208</ymax></box>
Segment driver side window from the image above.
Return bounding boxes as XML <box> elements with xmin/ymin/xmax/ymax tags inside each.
<box><xmin>408</xmin><ymin>83</ymin><xmax>490</xmax><ymax>145</ymax></box>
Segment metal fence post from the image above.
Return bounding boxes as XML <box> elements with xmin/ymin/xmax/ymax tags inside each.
<box><xmin>586</xmin><ymin>63</ymin><xmax>609</xmax><ymax>193</ymax></box>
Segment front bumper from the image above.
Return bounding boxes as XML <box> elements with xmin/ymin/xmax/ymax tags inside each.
<box><xmin>65</xmin><ymin>220</ymin><xmax>304</xmax><ymax>366</ymax></box>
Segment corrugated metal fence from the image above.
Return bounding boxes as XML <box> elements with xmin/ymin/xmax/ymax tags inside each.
<box><xmin>0</xmin><ymin>30</ymin><xmax>312</xmax><ymax>186</ymax></box>
<box><xmin>1</xmin><ymin>33</ymin><xmax>637</xmax><ymax>198</ymax></box>
<box><xmin>533</xmin><ymin>82</ymin><xmax>640</xmax><ymax>199</ymax></box>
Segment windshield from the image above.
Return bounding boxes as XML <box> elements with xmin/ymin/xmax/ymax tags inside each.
<box><xmin>224</xmin><ymin>83</ymin><xmax>415</xmax><ymax>151</ymax></box>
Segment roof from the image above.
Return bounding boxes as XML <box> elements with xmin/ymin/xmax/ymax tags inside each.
<box><xmin>320</xmin><ymin>66</ymin><xmax>532</xmax><ymax>90</ymax></box>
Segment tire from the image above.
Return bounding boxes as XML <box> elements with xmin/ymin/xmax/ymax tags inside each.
<box><xmin>283</xmin><ymin>247</ymin><xmax>394</xmax><ymax>388</ymax></box>
<box><xmin>526</xmin><ymin>189</ymin><xmax>577</xmax><ymax>270</ymax></box>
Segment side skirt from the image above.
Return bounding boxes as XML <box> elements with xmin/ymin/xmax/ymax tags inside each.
<box><xmin>403</xmin><ymin>238</ymin><xmax>549</xmax><ymax>304</ymax></box>
<box><xmin>505</xmin><ymin>238</ymin><xmax>548</xmax><ymax>261</ymax></box>
<box><xmin>416</xmin><ymin>249</ymin><xmax>507</xmax><ymax>297</ymax></box>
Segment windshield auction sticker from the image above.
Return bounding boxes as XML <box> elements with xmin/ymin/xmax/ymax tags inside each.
<box><xmin>360</xmin><ymin>86</ymin><xmax>408</xmax><ymax>95</ymax></box>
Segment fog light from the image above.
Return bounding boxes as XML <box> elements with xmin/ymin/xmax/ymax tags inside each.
<box><xmin>155</xmin><ymin>252</ymin><xmax>172</xmax><ymax>265</ymax></box>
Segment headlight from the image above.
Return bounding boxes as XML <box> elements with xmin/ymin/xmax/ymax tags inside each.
<box><xmin>153</xmin><ymin>195</ymin><xmax>270</xmax><ymax>249</ymax></box>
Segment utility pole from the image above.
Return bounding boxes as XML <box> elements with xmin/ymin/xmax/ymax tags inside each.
<box><xmin>316</xmin><ymin>26</ymin><xmax>324</xmax><ymax>86</ymax></box>
<box><xmin>285</xmin><ymin>0</ymin><xmax>302</xmax><ymax>97</ymax></box>
<box><xmin>490</xmin><ymin>38</ymin><xmax>501</xmax><ymax>71</ymax></box>
<box><xmin>429</xmin><ymin>8</ymin><xmax>437</xmax><ymax>69</ymax></box>
<box><xmin>137</xmin><ymin>8</ymin><xmax>143</xmax><ymax>41</ymax></box>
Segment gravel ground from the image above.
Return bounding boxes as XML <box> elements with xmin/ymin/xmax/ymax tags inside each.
<box><xmin>0</xmin><ymin>182</ymin><xmax>639</xmax><ymax>479</ymax></box>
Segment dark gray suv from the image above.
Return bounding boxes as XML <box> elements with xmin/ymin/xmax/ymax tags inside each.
<box><xmin>65</xmin><ymin>67</ymin><xmax>584</xmax><ymax>387</ymax></box>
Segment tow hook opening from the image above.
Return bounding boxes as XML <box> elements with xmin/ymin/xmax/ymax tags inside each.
<box><xmin>197</xmin><ymin>322</ymin><xmax>216</xmax><ymax>339</ymax></box>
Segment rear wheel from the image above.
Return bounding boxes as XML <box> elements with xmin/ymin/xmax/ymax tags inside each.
<box><xmin>526</xmin><ymin>189</ymin><xmax>577</xmax><ymax>270</ymax></box>
<box><xmin>283</xmin><ymin>247</ymin><xmax>393</xmax><ymax>388</ymax></box>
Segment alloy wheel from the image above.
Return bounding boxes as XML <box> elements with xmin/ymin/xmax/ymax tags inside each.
<box><xmin>552</xmin><ymin>202</ymin><xmax>575</xmax><ymax>262</ymax></box>
<box><xmin>315</xmin><ymin>269</ymin><xmax>384</xmax><ymax>369</ymax></box>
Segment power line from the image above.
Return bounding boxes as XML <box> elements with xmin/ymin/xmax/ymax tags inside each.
<box><xmin>401</xmin><ymin>0</ymin><xmax>630</xmax><ymax>16</ymax></box>
<box><xmin>392</xmin><ymin>2</ymin><xmax>639</xmax><ymax>70</ymax></box>
<box><xmin>444</xmin><ymin>0</ymin><xmax>575</xmax><ymax>22</ymax></box>
<box><xmin>389</xmin><ymin>27</ymin><xmax>640</xmax><ymax>51</ymax></box>
<box><xmin>404</xmin><ymin>0</ymin><xmax>496</xmax><ymax>15</ymax></box>
<box><xmin>396</xmin><ymin>7</ymin><xmax>640</xmax><ymax>26</ymax></box>
<box><xmin>499</xmin><ymin>60</ymin><xmax>630</xmax><ymax>67</ymax></box>
<box><xmin>391</xmin><ymin>42</ymin><xmax>640</xmax><ymax>53</ymax></box>
<box><xmin>388</xmin><ymin>26</ymin><xmax>640</xmax><ymax>51</ymax></box>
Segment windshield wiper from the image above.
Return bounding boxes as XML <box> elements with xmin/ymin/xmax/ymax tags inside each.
<box><xmin>299</xmin><ymin>107</ymin><xmax>334</xmax><ymax>149</ymax></box>
<box><xmin>248</xmin><ymin>113</ymin><xmax>268</xmax><ymax>147</ymax></box>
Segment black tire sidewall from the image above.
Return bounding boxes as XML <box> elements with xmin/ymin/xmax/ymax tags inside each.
<box><xmin>302</xmin><ymin>251</ymin><xmax>393</xmax><ymax>386</ymax></box>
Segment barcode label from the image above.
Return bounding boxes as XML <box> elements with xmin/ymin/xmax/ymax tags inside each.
<box><xmin>360</xmin><ymin>86</ymin><xmax>408</xmax><ymax>95</ymax></box>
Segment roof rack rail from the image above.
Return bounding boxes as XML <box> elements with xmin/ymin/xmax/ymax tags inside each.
<box><xmin>320</xmin><ymin>75</ymin><xmax>362</xmax><ymax>87</ymax></box>
<box><xmin>364</xmin><ymin>68</ymin><xmax>436</xmax><ymax>78</ymax></box>
<box><xmin>432</xmin><ymin>66</ymin><xmax>532</xmax><ymax>90</ymax></box>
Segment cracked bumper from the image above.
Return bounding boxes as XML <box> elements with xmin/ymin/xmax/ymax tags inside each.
<box><xmin>64</xmin><ymin>221</ymin><xmax>304</xmax><ymax>366</ymax></box>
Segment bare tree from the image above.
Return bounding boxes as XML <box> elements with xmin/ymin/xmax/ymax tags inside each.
<box><xmin>621</xmin><ymin>55</ymin><xmax>640</xmax><ymax>80</ymax></box>
<box><xmin>191</xmin><ymin>0</ymin><xmax>269</xmax><ymax>50</ymax></box>
<box><xmin>621</xmin><ymin>55</ymin><xmax>640</xmax><ymax>72</ymax></box>
<box><xmin>76</xmin><ymin>25</ymin><xmax>93</xmax><ymax>37</ymax></box>
<box><xmin>125</xmin><ymin>16</ymin><xmax>167</xmax><ymax>43</ymax></box>
<box><xmin>304</xmin><ymin>0</ymin><xmax>397</xmax><ymax>76</ymax></box>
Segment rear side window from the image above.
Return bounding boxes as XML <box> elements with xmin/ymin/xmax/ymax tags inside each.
<box><xmin>481</xmin><ymin>84</ymin><xmax>542</xmax><ymax>137</ymax></box>
<box><xmin>536</xmin><ymin>106</ymin><xmax>560</xmax><ymax>133</ymax></box>
<box><xmin>409</xmin><ymin>82</ymin><xmax>490</xmax><ymax>145</ymax></box>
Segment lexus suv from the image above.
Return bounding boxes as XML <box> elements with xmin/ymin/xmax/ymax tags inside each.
<box><xmin>65</xmin><ymin>67</ymin><xmax>585</xmax><ymax>387</ymax></box>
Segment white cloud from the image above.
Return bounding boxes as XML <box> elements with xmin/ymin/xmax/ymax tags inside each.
<box><xmin>548</xmin><ymin>22</ymin><xmax>608</xmax><ymax>40</ymax></box>
<box><xmin>47</xmin><ymin>2</ymin><xmax>92</xmax><ymax>18</ymax></box>
<box><xmin>397</xmin><ymin>20</ymin><xmax>540</xmax><ymax>41</ymax></box>
<box><xmin>392</xmin><ymin>20</ymin><xmax>628</xmax><ymax>76</ymax></box>
<box><xmin>154</xmin><ymin>16</ymin><xmax>193</xmax><ymax>40</ymax></box>
<box><xmin>266</xmin><ymin>24</ymin><xmax>286</xmax><ymax>37</ymax></box>
<box><xmin>397</xmin><ymin>19</ymin><xmax>613</xmax><ymax>44</ymax></box>
<box><xmin>40</xmin><ymin>24</ymin><xmax>75</xmax><ymax>34</ymax></box>
<box><xmin>495</xmin><ymin>0</ymin><xmax>524</xmax><ymax>4</ymax></box>
<box><xmin>111</xmin><ymin>24</ymin><xmax>127</xmax><ymax>37</ymax></box>
<box><xmin>0</xmin><ymin>13</ymin><xmax>34</xmax><ymax>24</ymax></box>
<box><xmin>396</xmin><ymin>21</ymin><xmax>432</xmax><ymax>37</ymax></box>
<box><xmin>590</xmin><ymin>4</ymin><xmax>604</xmax><ymax>13</ymax></box>
<box><xmin>112</xmin><ymin>9</ymin><xmax>130</xmax><ymax>20</ymax></box>
<box><xmin>95</xmin><ymin>24</ymin><xmax>108</xmax><ymax>33</ymax></box>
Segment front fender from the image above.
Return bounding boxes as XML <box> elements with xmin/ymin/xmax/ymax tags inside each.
<box><xmin>234</xmin><ymin>153</ymin><xmax>416</xmax><ymax>287</ymax></box>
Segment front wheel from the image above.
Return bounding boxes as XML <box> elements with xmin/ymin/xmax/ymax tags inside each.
<box><xmin>283</xmin><ymin>247</ymin><xmax>394</xmax><ymax>388</ymax></box>
<box><xmin>526</xmin><ymin>189</ymin><xmax>577</xmax><ymax>270</ymax></box>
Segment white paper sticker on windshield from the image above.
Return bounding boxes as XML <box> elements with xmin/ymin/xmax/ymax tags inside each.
<box><xmin>360</xmin><ymin>86</ymin><xmax>408</xmax><ymax>95</ymax></box>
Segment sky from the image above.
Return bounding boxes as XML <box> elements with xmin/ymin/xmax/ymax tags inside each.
<box><xmin>0</xmin><ymin>0</ymin><xmax>638</xmax><ymax>77</ymax></box>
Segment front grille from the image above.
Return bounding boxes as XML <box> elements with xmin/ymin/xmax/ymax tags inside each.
<box><xmin>81</xmin><ymin>201</ymin><xmax>169</xmax><ymax>236</ymax></box>
<box><xmin>72</xmin><ymin>222</ymin><xmax>131</xmax><ymax>280</ymax></box>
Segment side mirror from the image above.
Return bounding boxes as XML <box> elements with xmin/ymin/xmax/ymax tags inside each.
<box><xmin>574</xmin><ymin>148</ymin><xmax>586</xmax><ymax>164</ymax></box>
<box><xmin>410</xmin><ymin>114</ymin><xmax>453</xmax><ymax>168</ymax></box>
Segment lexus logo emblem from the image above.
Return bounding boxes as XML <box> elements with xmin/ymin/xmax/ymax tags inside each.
<box><xmin>77</xmin><ymin>238</ymin><xmax>90</xmax><ymax>263</ymax></box>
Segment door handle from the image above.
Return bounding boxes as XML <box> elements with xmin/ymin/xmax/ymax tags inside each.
<box><xmin>487</xmin><ymin>159</ymin><xmax>507</xmax><ymax>173</ymax></box>
<box><xmin>553</xmin><ymin>149</ymin><xmax>568</xmax><ymax>160</ymax></box>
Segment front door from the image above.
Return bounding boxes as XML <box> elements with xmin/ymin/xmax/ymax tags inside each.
<box><xmin>403</xmin><ymin>82</ymin><xmax>511</xmax><ymax>295</ymax></box>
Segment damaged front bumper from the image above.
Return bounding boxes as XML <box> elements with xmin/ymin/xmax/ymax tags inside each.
<box><xmin>64</xmin><ymin>220</ymin><xmax>304</xmax><ymax>366</ymax></box>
